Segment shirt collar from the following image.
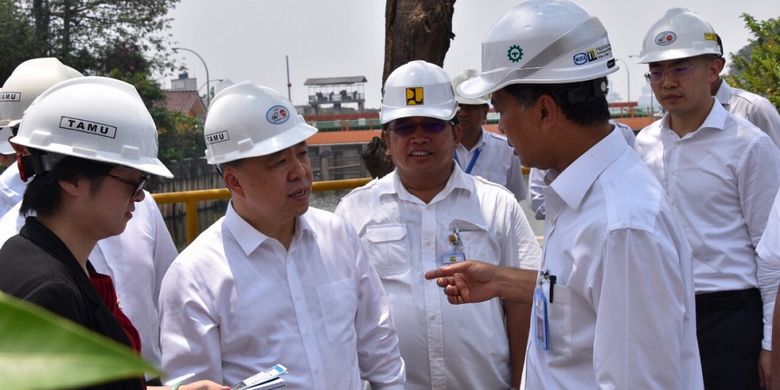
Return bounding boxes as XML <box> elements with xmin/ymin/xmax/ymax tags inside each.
<box><xmin>376</xmin><ymin>164</ymin><xmax>474</xmax><ymax>203</ymax></box>
<box><xmin>455</xmin><ymin>129</ymin><xmax>487</xmax><ymax>153</ymax></box>
<box><xmin>659</xmin><ymin>98</ymin><xmax>727</xmax><ymax>138</ymax></box>
<box><xmin>714</xmin><ymin>79</ymin><xmax>733</xmax><ymax>107</ymax></box>
<box><xmin>549</xmin><ymin>127</ymin><xmax>628</xmax><ymax>211</ymax></box>
<box><xmin>223</xmin><ymin>201</ymin><xmax>315</xmax><ymax>256</ymax></box>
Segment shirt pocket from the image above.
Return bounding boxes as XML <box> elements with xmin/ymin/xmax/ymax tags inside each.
<box><xmin>450</xmin><ymin>220</ymin><xmax>499</xmax><ymax>265</ymax></box>
<box><xmin>545</xmin><ymin>282</ymin><xmax>573</xmax><ymax>358</ymax></box>
<box><xmin>362</xmin><ymin>224</ymin><xmax>410</xmax><ymax>277</ymax></box>
<box><xmin>317</xmin><ymin>278</ymin><xmax>358</xmax><ymax>346</ymax></box>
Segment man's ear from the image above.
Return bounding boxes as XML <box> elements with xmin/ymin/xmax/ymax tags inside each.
<box><xmin>222</xmin><ymin>166</ymin><xmax>245</xmax><ymax>199</ymax></box>
<box><xmin>58</xmin><ymin>176</ymin><xmax>85</xmax><ymax>198</ymax></box>
<box><xmin>381</xmin><ymin>130</ymin><xmax>392</xmax><ymax>158</ymax></box>
<box><xmin>537</xmin><ymin>94</ymin><xmax>559</xmax><ymax>132</ymax></box>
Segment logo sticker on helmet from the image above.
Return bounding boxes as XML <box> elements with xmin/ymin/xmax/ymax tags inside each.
<box><xmin>654</xmin><ymin>31</ymin><xmax>677</xmax><ymax>46</ymax></box>
<box><xmin>205</xmin><ymin>130</ymin><xmax>230</xmax><ymax>145</ymax></box>
<box><xmin>573</xmin><ymin>53</ymin><xmax>588</xmax><ymax>65</ymax></box>
<box><xmin>704</xmin><ymin>32</ymin><xmax>717</xmax><ymax>41</ymax></box>
<box><xmin>0</xmin><ymin>91</ymin><xmax>21</xmax><ymax>102</ymax></box>
<box><xmin>406</xmin><ymin>87</ymin><xmax>424</xmax><ymax>105</ymax></box>
<box><xmin>266</xmin><ymin>105</ymin><xmax>290</xmax><ymax>125</ymax></box>
<box><xmin>507</xmin><ymin>45</ymin><xmax>523</xmax><ymax>63</ymax></box>
<box><xmin>59</xmin><ymin>116</ymin><xmax>117</xmax><ymax>139</ymax></box>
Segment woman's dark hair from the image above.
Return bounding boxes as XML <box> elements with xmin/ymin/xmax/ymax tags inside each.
<box><xmin>21</xmin><ymin>154</ymin><xmax>114</xmax><ymax>217</ymax></box>
<box><xmin>503</xmin><ymin>77</ymin><xmax>611</xmax><ymax>127</ymax></box>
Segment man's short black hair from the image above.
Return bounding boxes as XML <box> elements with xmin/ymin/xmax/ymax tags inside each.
<box><xmin>502</xmin><ymin>77</ymin><xmax>611</xmax><ymax>127</ymax></box>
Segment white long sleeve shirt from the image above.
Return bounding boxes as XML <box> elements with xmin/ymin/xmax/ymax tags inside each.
<box><xmin>524</xmin><ymin>128</ymin><xmax>702</xmax><ymax>389</ymax></box>
<box><xmin>159</xmin><ymin>205</ymin><xmax>405</xmax><ymax>390</ymax></box>
<box><xmin>758</xmin><ymin>190</ymin><xmax>780</xmax><ymax>286</ymax></box>
<box><xmin>454</xmin><ymin>129</ymin><xmax>528</xmax><ymax>201</ymax></box>
<box><xmin>0</xmin><ymin>192</ymin><xmax>177</xmax><ymax>369</ymax></box>
<box><xmin>715</xmin><ymin>79</ymin><xmax>780</xmax><ymax>147</ymax></box>
<box><xmin>0</xmin><ymin>163</ymin><xmax>25</xmax><ymax>217</ymax></box>
<box><xmin>635</xmin><ymin>99</ymin><xmax>780</xmax><ymax>350</ymax></box>
<box><xmin>335</xmin><ymin>167</ymin><xmax>540</xmax><ymax>390</ymax></box>
<box><xmin>529</xmin><ymin>121</ymin><xmax>635</xmax><ymax>219</ymax></box>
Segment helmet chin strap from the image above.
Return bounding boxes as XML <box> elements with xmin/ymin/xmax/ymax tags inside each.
<box><xmin>17</xmin><ymin>151</ymin><xmax>65</xmax><ymax>182</ymax></box>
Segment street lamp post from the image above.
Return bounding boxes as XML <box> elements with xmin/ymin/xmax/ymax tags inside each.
<box><xmin>173</xmin><ymin>47</ymin><xmax>210</xmax><ymax>107</ymax></box>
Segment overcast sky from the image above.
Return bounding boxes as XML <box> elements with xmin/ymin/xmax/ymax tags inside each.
<box><xmin>164</xmin><ymin>0</ymin><xmax>777</xmax><ymax>109</ymax></box>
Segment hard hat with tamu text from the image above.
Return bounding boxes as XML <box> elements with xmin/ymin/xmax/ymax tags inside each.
<box><xmin>637</xmin><ymin>8</ymin><xmax>720</xmax><ymax>64</ymax></box>
<box><xmin>459</xmin><ymin>0</ymin><xmax>618</xmax><ymax>98</ymax></box>
<box><xmin>380</xmin><ymin>60</ymin><xmax>458</xmax><ymax>125</ymax></box>
<box><xmin>203</xmin><ymin>81</ymin><xmax>317</xmax><ymax>165</ymax></box>
<box><xmin>10</xmin><ymin>76</ymin><xmax>173</xmax><ymax>178</ymax></box>
<box><xmin>0</xmin><ymin>58</ymin><xmax>83</xmax><ymax>154</ymax></box>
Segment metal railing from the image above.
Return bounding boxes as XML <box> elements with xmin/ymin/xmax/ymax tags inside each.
<box><xmin>152</xmin><ymin>177</ymin><xmax>372</xmax><ymax>244</ymax></box>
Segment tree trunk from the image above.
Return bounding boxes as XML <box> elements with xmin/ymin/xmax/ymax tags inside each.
<box><xmin>31</xmin><ymin>0</ymin><xmax>50</xmax><ymax>56</ymax></box>
<box><xmin>383</xmin><ymin>0</ymin><xmax>456</xmax><ymax>87</ymax></box>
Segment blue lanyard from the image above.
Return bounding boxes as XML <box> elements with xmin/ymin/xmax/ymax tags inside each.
<box><xmin>454</xmin><ymin>147</ymin><xmax>482</xmax><ymax>174</ymax></box>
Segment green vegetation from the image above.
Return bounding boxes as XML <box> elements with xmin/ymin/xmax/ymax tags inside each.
<box><xmin>0</xmin><ymin>292</ymin><xmax>159</xmax><ymax>389</ymax></box>
<box><xmin>726</xmin><ymin>14</ymin><xmax>780</xmax><ymax>111</ymax></box>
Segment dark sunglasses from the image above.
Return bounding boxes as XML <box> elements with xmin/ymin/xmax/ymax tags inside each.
<box><xmin>390</xmin><ymin>120</ymin><xmax>452</xmax><ymax>136</ymax></box>
<box><xmin>106</xmin><ymin>173</ymin><xmax>149</xmax><ymax>199</ymax></box>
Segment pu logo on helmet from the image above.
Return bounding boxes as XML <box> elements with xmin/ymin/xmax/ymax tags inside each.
<box><xmin>573</xmin><ymin>53</ymin><xmax>589</xmax><ymax>65</ymax></box>
<box><xmin>205</xmin><ymin>130</ymin><xmax>230</xmax><ymax>145</ymax></box>
<box><xmin>266</xmin><ymin>105</ymin><xmax>290</xmax><ymax>125</ymax></box>
<box><xmin>655</xmin><ymin>31</ymin><xmax>677</xmax><ymax>46</ymax></box>
<box><xmin>406</xmin><ymin>87</ymin><xmax>424</xmax><ymax>105</ymax></box>
<box><xmin>0</xmin><ymin>91</ymin><xmax>21</xmax><ymax>102</ymax></box>
<box><xmin>507</xmin><ymin>45</ymin><xmax>523</xmax><ymax>63</ymax></box>
<box><xmin>59</xmin><ymin>116</ymin><xmax>116</xmax><ymax>139</ymax></box>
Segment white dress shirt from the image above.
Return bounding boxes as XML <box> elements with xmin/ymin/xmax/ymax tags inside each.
<box><xmin>758</xmin><ymin>189</ymin><xmax>780</xmax><ymax>284</ymax></box>
<box><xmin>524</xmin><ymin>128</ymin><xmax>703</xmax><ymax>389</ymax></box>
<box><xmin>529</xmin><ymin>121</ymin><xmax>636</xmax><ymax>219</ymax></box>
<box><xmin>0</xmin><ymin>163</ymin><xmax>25</xmax><ymax>217</ymax></box>
<box><xmin>0</xmin><ymin>191</ymin><xmax>177</xmax><ymax>370</ymax></box>
<box><xmin>454</xmin><ymin>129</ymin><xmax>528</xmax><ymax>201</ymax></box>
<box><xmin>335</xmin><ymin>167</ymin><xmax>541</xmax><ymax>390</ymax></box>
<box><xmin>715</xmin><ymin>79</ymin><xmax>780</xmax><ymax>147</ymax></box>
<box><xmin>159</xmin><ymin>204</ymin><xmax>405</xmax><ymax>390</ymax></box>
<box><xmin>635</xmin><ymin>99</ymin><xmax>780</xmax><ymax>350</ymax></box>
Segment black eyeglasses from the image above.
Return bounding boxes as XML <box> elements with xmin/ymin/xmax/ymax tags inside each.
<box><xmin>644</xmin><ymin>64</ymin><xmax>696</xmax><ymax>83</ymax></box>
<box><xmin>389</xmin><ymin>120</ymin><xmax>451</xmax><ymax>136</ymax></box>
<box><xmin>106</xmin><ymin>173</ymin><xmax>148</xmax><ymax>199</ymax></box>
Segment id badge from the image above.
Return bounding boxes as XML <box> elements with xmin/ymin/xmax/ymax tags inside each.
<box><xmin>438</xmin><ymin>248</ymin><xmax>466</xmax><ymax>266</ymax></box>
<box><xmin>533</xmin><ymin>286</ymin><xmax>550</xmax><ymax>350</ymax></box>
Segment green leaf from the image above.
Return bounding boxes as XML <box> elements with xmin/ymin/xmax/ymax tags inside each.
<box><xmin>0</xmin><ymin>292</ymin><xmax>160</xmax><ymax>390</ymax></box>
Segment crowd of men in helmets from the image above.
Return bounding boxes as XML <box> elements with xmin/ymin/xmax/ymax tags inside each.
<box><xmin>1</xmin><ymin>1</ymin><xmax>780</xmax><ymax>389</ymax></box>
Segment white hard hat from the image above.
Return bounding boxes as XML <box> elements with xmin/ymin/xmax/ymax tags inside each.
<box><xmin>0</xmin><ymin>58</ymin><xmax>83</xmax><ymax>154</ymax></box>
<box><xmin>452</xmin><ymin>69</ymin><xmax>490</xmax><ymax>105</ymax></box>
<box><xmin>459</xmin><ymin>0</ymin><xmax>618</xmax><ymax>98</ymax></box>
<box><xmin>11</xmin><ymin>76</ymin><xmax>173</xmax><ymax>178</ymax></box>
<box><xmin>380</xmin><ymin>60</ymin><xmax>458</xmax><ymax>125</ymax></box>
<box><xmin>637</xmin><ymin>8</ymin><xmax>720</xmax><ymax>64</ymax></box>
<box><xmin>203</xmin><ymin>81</ymin><xmax>317</xmax><ymax>165</ymax></box>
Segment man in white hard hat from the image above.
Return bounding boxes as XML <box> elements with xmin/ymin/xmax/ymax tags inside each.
<box><xmin>425</xmin><ymin>1</ymin><xmax>703</xmax><ymax>388</ymax></box>
<box><xmin>451</xmin><ymin>69</ymin><xmax>527</xmax><ymax>202</ymax></box>
<box><xmin>634</xmin><ymin>8</ymin><xmax>780</xmax><ymax>389</ymax></box>
<box><xmin>336</xmin><ymin>60</ymin><xmax>541</xmax><ymax>389</ymax></box>
<box><xmin>711</xmin><ymin>33</ymin><xmax>780</xmax><ymax>147</ymax></box>
<box><xmin>158</xmin><ymin>82</ymin><xmax>405</xmax><ymax>389</ymax></box>
<box><xmin>0</xmin><ymin>58</ymin><xmax>179</xmax><ymax>386</ymax></box>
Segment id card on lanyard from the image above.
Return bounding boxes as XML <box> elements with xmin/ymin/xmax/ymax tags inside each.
<box><xmin>534</xmin><ymin>271</ymin><xmax>556</xmax><ymax>351</ymax></box>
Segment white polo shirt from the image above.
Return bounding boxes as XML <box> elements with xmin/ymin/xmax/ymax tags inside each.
<box><xmin>335</xmin><ymin>167</ymin><xmax>541</xmax><ymax>390</ymax></box>
<box><xmin>454</xmin><ymin>129</ymin><xmax>528</xmax><ymax>201</ymax></box>
<box><xmin>635</xmin><ymin>99</ymin><xmax>780</xmax><ymax>350</ymax></box>
<box><xmin>524</xmin><ymin>128</ymin><xmax>702</xmax><ymax>389</ymax></box>
<box><xmin>758</xmin><ymin>190</ymin><xmax>780</xmax><ymax>285</ymax></box>
<box><xmin>0</xmin><ymin>192</ymin><xmax>177</xmax><ymax>371</ymax></box>
<box><xmin>715</xmin><ymin>80</ymin><xmax>780</xmax><ymax>147</ymax></box>
<box><xmin>159</xmin><ymin>204</ymin><xmax>405</xmax><ymax>390</ymax></box>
